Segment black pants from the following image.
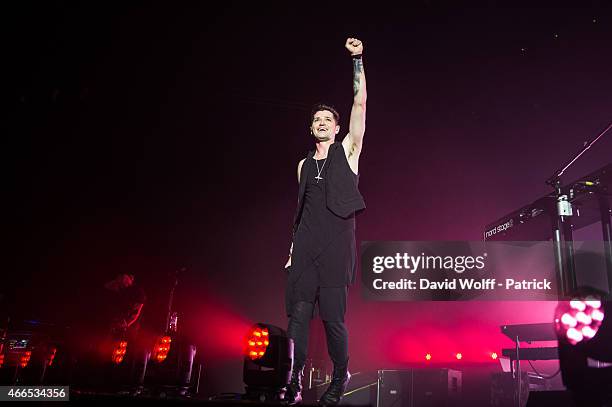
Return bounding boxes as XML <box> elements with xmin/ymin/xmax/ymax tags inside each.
<box><xmin>287</xmin><ymin>301</ymin><xmax>348</xmax><ymax>370</ymax></box>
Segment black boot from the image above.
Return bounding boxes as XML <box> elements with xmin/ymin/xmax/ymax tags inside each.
<box><xmin>318</xmin><ymin>363</ymin><xmax>350</xmax><ymax>405</ymax></box>
<box><xmin>285</xmin><ymin>366</ymin><xmax>304</xmax><ymax>404</ymax></box>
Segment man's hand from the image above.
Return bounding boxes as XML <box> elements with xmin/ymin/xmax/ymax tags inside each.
<box><xmin>345</xmin><ymin>38</ymin><xmax>363</xmax><ymax>55</ymax></box>
<box><xmin>284</xmin><ymin>242</ymin><xmax>293</xmax><ymax>270</ymax></box>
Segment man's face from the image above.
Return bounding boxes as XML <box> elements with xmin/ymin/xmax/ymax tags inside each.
<box><xmin>311</xmin><ymin>110</ymin><xmax>339</xmax><ymax>142</ymax></box>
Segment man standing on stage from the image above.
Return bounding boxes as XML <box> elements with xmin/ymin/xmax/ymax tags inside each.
<box><xmin>284</xmin><ymin>37</ymin><xmax>367</xmax><ymax>405</ymax></box>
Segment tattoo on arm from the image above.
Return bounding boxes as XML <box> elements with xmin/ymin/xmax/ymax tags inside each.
<box><xmin>352</xmin><ymin>57</ymin><xmax>363</xmax><ymax>96</ymax></box>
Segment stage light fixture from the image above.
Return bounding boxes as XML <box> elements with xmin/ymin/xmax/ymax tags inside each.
<box><xmin>425</xmin><ymin>353</ymin><xmax>432</xmax><ymax>361</ymax></box>
<box><xmin>246</xmin><ymin>326</ymin><xmax>269</xmax><ymax>360</ymax></box>
<box><xmin>111</xmin><ymin>340</ymin><xmax>128</xmax><ymax>364</ymax></box>
<box><xmin>142</xmin><ymin>334</ymin><xmax>198</xmax><ymax>397</ymax></box>
<box><xmin>19</xmin><ymin>351</ymin><xmax>32</xmax><ymax>368</ymax></box>
<box><xmin>455</xmin><ymin>353</ymin><xmax>462</xmax><ymax>360</ymax></box>
<box><xmin>556</xmin><ymin>293</ymin><xmax>612</xmax><ymax>405</ymax></box>
<box><xmin>243</xmin><ymin>323</ymin><xmax>293</xmax><ymax>402</ymax></box>
<box><xmin>152</xmin><ymin>335</ymin><xmax>172</xmax><ymax>363</ymax></box>
<box><xmin>491</xmin><ymin>352</ymin><xmax>498</xmax><ymax>360</ymax></box>
<box><xmin>555</xmin><ymin>297</ymin><xmax>605</xmax><ymax>345</ymax></box>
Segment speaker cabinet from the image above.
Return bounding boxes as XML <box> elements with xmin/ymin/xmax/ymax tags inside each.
<box><xmin>377</xmin><ymin>369</ymin><xmax>462</xmax><ymax>407</ymax></box>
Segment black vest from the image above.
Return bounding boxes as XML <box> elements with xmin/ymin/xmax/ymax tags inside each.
<box><xmin>292</xmin><ymin>142</ymin><xmax>365</xmax><ymax>239</ymax></box>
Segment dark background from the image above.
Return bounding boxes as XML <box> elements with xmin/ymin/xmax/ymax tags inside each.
<box><xmin>6</xmin><ymin>2</ymin><xmax>612</xmax><ymax>397</ymax></box>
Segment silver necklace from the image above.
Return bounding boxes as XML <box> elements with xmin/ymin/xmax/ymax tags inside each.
<box><xmin>314</xmin><ymin>157</ymin><xmax>327</xmax><ymax>183</ymax></box>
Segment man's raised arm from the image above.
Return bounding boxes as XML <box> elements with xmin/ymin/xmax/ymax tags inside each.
<box><xmin>343</xmin><ymin>37</ymin><xmax>367</xmax><ymax>161</ymax></box>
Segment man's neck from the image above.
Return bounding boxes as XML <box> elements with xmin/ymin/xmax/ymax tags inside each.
<box><xmin>314</xmin><ymin>139</ymin><xmax>334</xmax><ymax>159</ymax></box>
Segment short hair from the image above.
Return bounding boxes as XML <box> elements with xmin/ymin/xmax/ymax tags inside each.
<box><xmin>310</xmin><ymin>103</ymin><xmax>340</xmax><ymax>125</ymax></box>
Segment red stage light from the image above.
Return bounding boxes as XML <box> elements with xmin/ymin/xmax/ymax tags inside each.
<box><xmin>112</xmin><ymin>340</ymin><xmax>128</xmax><ymax>364</ymax></box>
<box><xmin>0</xmin><ymin>353</ymin><xmax>4</xmax><ymax>368</ymax></box>
<box><xmin>246</xmin><ymin>326</ymin><xmax>269</xmax><ymax>360</ymax></box>
<box><xmin>19</xmin><ymin>351</ymin><xmax>32</xmax><ymax>368</ymax></box>
<box><xmin>491</xmin><ymin>352</ymin><xmax>498</xmax><ymax>360</ymax></box>
<box><xmin>243</xmin><ymin>323</ymin><xmax>292</xmax><ymax>401</ymax></box>
<box><xmin>152</xmin><ymin>336</ymin><xmax>172</xmax><ymax>363</ymax></box>
<box><xmin>455</xmin><ymin>353</ymin><xmax>462</xmax><ymax>360</ymax></box>
<box><xmin>425</xmin><ymin>353</ymin><xmax>432</xmax><ymax>361</ymax></box>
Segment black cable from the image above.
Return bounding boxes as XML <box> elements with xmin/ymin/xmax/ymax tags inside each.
<box><xmin>527</xmin><ymin>359</ymin><xmax>561</xmax><ymax>380</ymax></box>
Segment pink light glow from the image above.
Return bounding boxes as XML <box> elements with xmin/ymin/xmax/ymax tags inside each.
<box><xmin>591</xmin><ymin>309</ymin><xmax>605</xmax><ymax>322</ymax></box>
<box><xmin>371</xmin><ymin>301</ymin><xmax>558</xmax><ymax>364</ymax></box>
<box><xmin>570</xmin><ymin>300</ymin><xmax>586</xmax><ymax>312</ymax></box>
<box><xmin>566</xmin><ymin>327</ymin><xmax>584</xmax><ymax>344</ymax></box>
<box><xmin>575</xmin><ymin>311</ymin><xmax>592</xmax><ymax>325</ymax></box>
<box><xmin>561</xmin><ymin>313</ymin><xmax>577</xmax><ymax>327</ymax></box>
<box><xmin>581</xmin><ymin>326</ymin><xmax>597</xmax><ymax>339</ymax></box>
<box><xmin>585</xmin><ymin>300</ymin><xmax>601</xmax><ymax>309</ymax></box>
<box><xmin>190</xmin><ymin>292</ymin><xmax>254</xmax><ymax>359</ymax></box>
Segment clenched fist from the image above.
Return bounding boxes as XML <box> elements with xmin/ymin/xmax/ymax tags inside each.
<box><xmin>345</xmin><ymin>38</ymin><xmax>363</xmax><ymax>55</ymax></box>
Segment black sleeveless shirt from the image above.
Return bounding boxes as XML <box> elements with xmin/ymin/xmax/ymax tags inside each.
<box><xmin>291</xmin><ymin>142</ymin><xmax>365</xmax><ymax>245</ymax></box>
<box><xmin>295</xmin><ymin>156</ymin><xmax>356</xmax><ymax>258</ymax></box>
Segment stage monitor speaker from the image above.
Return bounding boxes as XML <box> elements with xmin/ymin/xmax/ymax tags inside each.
<box><xmin>377</xmin><ymin>369</ymin><xmax>462</xmax><ymax>407</ymax></box>
<box><xmin>339</xmin><ymin>370</ymin><xmax>379</xmax><ymax>406</ymax></box>
<box><xmin>491</xmin><ymin>371</ymin><xmax>553</xmax><ymax>407</ymax></box>
<box><xmin>525</xmin><ymin>390</ymin><xmax>576</xmax><ymax>407</ymax></box>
